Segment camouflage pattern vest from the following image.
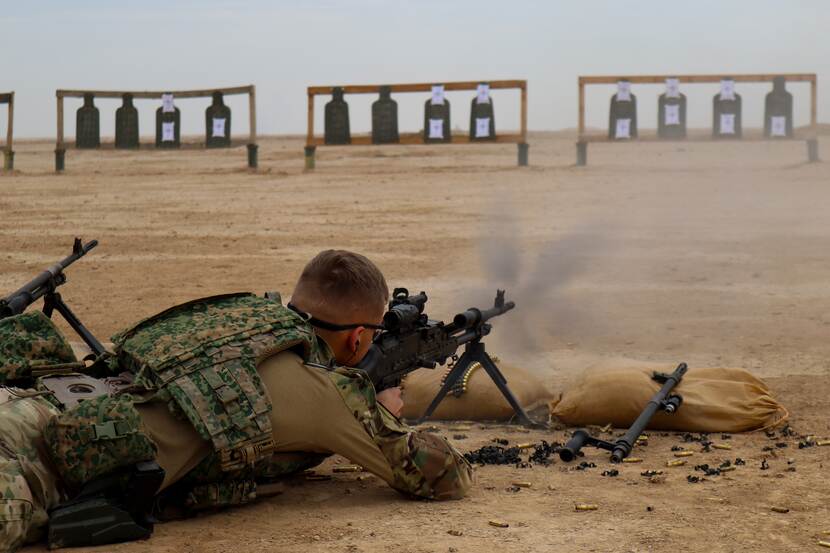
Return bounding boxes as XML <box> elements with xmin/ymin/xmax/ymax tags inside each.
<box><xmin>111</xmin><ymin>293</ymin><xmax>331</xmax><ymax>473</ymax></box>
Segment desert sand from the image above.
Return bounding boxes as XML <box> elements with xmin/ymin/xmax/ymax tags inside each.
<box><xmin>3</xmin><ymin>132</ymin><xmax>829</xmax><ymax>552</ymax></box>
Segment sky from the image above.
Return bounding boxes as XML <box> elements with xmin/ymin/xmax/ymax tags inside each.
<box><xmin>1</xmin><ymin>0</ymin><xmax>828</xmax><ymax>139</ymax></box>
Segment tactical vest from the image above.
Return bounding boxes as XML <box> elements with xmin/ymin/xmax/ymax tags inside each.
<box><xmin>111</xmin><ymin>293</ymin><xmax>330</xmax><ymax>472</ymax></box>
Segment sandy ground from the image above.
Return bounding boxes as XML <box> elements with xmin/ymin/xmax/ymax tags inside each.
<box><xmin>2</xmin><ymin>132</ymin><xmax>829</xmax><ymax>552</ymax></box>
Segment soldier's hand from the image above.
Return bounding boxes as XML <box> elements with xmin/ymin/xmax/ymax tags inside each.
<box><xmin>377</xmin><ymin>387</ymin><xmax>403</xmax><ymax>418</ymax></box>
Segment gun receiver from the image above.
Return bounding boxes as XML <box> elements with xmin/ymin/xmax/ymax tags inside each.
<box><xmin>0</xmin><ymin>238</ymin><xmax>105</xmax><ymax>356</ymax></box>
<box><xmin>357</xmin><ymin>288</ymin><xmax>536</xmax><ymax>427</ymax></box>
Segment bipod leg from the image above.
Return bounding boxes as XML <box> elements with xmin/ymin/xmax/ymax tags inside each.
<box><xmin>415</xmin><ymin>350</ymin><xmax>474</xmax><ymax>424</ymax></box>
<box><xmin>46</xmin><ymin>292</ymin><xmax>106</xmax><ymax>356</ymax></box>
<box><xmin>472</xmin><ymin>343</ymin><xmax>540</xmax><ymax>428</ymax></box>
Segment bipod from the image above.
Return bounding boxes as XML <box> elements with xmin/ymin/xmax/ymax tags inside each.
<box><xmin>416</xmin><ymin>339</ymin><xmax>543</xmax><ymax>428</ymax></box>
<box><xmin>42</xmin><ymin>289</ymin><xmax>106</xmax><ymax>357</ymax></box>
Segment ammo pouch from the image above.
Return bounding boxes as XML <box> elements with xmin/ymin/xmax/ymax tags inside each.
<box><xmin>44</xmin><ymin>393</ymin><xmax>164</xmax><ymax>549</ymax></box>
<box><xmin>111</xmin><ymin>293</ymin><xmax>322</xmax><ymax>472</ymax></box>
<box><xmin>0</xmin><ymin>311</ymin><xmax>83</xmax><ymax>386</ymax></box>
<box><xmin>45</xmin><ymin>393</ymin><xmax>157</xmax><ymax>491</ymax></box>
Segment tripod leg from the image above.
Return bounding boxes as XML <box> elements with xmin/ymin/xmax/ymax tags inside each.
<box><xmin>415</xmin><ymin>353</ymin><xmax>473</xmax><ymax>424</ymax></box>
<box><xmin>477</xmin><ymin>350</ymin><xmax>539</xmax><ymax>427</ymax></box>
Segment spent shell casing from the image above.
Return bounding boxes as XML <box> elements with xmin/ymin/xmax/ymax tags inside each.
<box><xmin>770</xmin><ymin>506</ymin><xmax>790</xmax><ymax>513</ymax></box>
<box><xmin>674</xmin><ymin>451</ymin><xmax>694</xmax><ymax>457</ymax></box>
<box><xmin>333</xmin><ymin>465</ymin><xmax>363</xmax><ymax>473</ymax></box>
<box><xmin>511</xmin><ymin>481</ymin><xmax>532</xmax><ymax>488</ymax></box>
<box><xmin>516</xmin><ymin>443</ymin><xmax>535</xmax><ymax>449</ymax></box>
<box><xmin>818</xmin><ymin>541</ymin><xmax>830</xmax><ymax>549</ymax></box>
<box><xmin>600</xmin><ymin>423</ymin><xmax>612</xmax><ymax>433</ymax></box>
<box><xmin>622</xmin><ymin>457</ymin><xmax>643</xmax><ymax>463</ymax></box>
<box><xmin>574</xmin><ymin>504</ymin><xmax>599</xmax><ymax>511</ymax></box>
<box><xmin>712</xmin><ymin>443</ymin><xmax>732</xmax><ymax>450</ymax></box>
<box><xmin>817</xmin><ymin>440</ymin><xmax>830</xmax><ymax>447</ymax></box>
<box><xmin>666</xmin><ymin>460</ymin><xmax>686</xmax><ymax>467</ymax></box>
<box><xmin>719</xmin><ymin>465</ymin><xmax>737</xmax><ymax>472</ymax></box>
<box><xmin>305</xmin><ymin>474</ymin><xmax>332</xmax><ymax>481</ymax></box>
<box><xmin>488</xmin><ymin>520</ymin><xmax>509</xmax><ymax>528</ymax></box>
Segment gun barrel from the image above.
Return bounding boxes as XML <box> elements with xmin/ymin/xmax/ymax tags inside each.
<box><xmin>610</xmin><ymin>362</ymin><xmax>688</xmax><ymax>463</ymax></box>
<box><xmin>452</xmin><ymin>300</ymin><xmax>515</xmax><ymax>329</ymax></box>
<box><xmin>0</xmin><ymin>239</ymin><xmax>98</xmax><ymax>317</ymax></box>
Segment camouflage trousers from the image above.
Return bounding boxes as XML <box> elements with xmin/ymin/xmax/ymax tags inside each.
<box><xmin>0</xmin><ymin>389</ymin><xmax>65</xmax><ymax>552</ymax></box>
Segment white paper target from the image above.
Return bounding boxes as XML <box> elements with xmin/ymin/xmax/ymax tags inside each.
<box><xmin>615</xmin><ymin>118</ymin><xmax>631</xmax><ymax>139</ymax></box>
<box><xmin>212</xmin><ymin>117</ymin><xmax>226</xmax><ymax>138</ymax></box>
<box><xmin>720</xmin><ymin>80</ymin><xmax>736</xmax><ymax>101</ymax></box>
<box><xmin>664</xmin><ymin>104</ymin><xmax>680</xmax><ymax>126</ymax></box>
<box><xmin>665</xmin><ymin>78</ymin><xmax>680</xmax><ymax>98</ymax></box>
<box><xmin>616</xmin><ymin>81</ymin><xmax>631</xmax><ymax>102</ymax></box>
<box><xmin>475</xmin><ymin>117</ymin><xmax>491</xmax><ymax>138</ymax></box>
<box><xmin>770</xmin><ymin>116</ymin><xmax>787</xmax><ymax>137</ymax></box>
<box><xmin>161</xmin><ymin>122</ymin><xmax>175</xmax><ymax>142</ymax></box>
<box><xmin>162</xmin><ymin>94</ymin><xmax>174</xmax><ymax>113</ymax></box>
<box><xmin>431</xmin><ymin>85</ymin><xmax>445</xmax><ymax>105</ymax></box>
<box><xmin>428</xmin><ymin>118</ymin><xmax>444</xmax><ymax>139</ymax></box>
<box><xmin>719</xmin><ymin>113</ymin><xmax>736</xmax><ymax>135</ymax></box>
<box><xmin>476</xmin><ymin>83</ymin><xmax>490</xmax><ymax>104</ymax></box>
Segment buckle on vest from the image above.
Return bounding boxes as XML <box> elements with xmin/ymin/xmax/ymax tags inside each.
<box><xmin>218</xmin><ymin>437</ymin><xmax>275</xmax><ymax>472</ymax></box>
<box><xmin>92</xmin><ymin>420</ymin><xmax>134</xmax><ymax>441</ymax></box>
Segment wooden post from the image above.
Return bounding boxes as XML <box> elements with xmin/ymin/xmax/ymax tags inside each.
<box><xmin>6</xmin><ymin>92</ymin><xmax>13</xmax><ymax>152</ymax></box>
<box><xmin>248</xmin><ymin>85</ymin><xmax>257</xmax><ymax>144</ymax></box>
<box><xmin>810</xmin><ymin>75</ymin><xmax>818</xmax><ymax>134</ymax></box>
<box><xmin>520</xmin><ymin>82</ymin><xmax>528</xmax><ymax>143</ymax></box>
<box><xmin>306</xmin><ymin>91</ymin><xmax>314</xmax><ymax>145</ymax></box>
<box><xmin>55</xmin><ymin>93</ymin><xmax>65</xmax><ymax>172</ymax></box>
<box><xmin>305</xmin><ymin>91</ymin><xmax>315</xmax><ymax>170</ymax></box>
<box><xmin>578</xmin><ymin>78</ymin><xmax>585</xmax><ymax>138</ymax></box>
<box><xmin>3</xmin><ymin>92</ymin><xmax>13</xmax><ymax>170</ymax></box>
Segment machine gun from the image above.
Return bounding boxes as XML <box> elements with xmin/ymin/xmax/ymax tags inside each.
<box><xmin>0</xmin><ymin>237</ymin><xmax>106</xmax><ymax>357</ymax></box>
<box><xmin>559</xmin><ymin>362</ymin><xmax>688</xmax><ymax>463</ymax></box>
<box><xmin>357</xmin><ymin>287</ymin><xmax>537</xmax><ymax>426</ymax></box>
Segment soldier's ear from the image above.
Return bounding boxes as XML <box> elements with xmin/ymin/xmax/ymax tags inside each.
<box><xmin>347</xmin><ymin>327</ymin><xmax>364</xmax><ymax>353</ymax></box>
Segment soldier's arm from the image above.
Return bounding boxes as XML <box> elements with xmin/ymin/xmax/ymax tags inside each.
<box><xmin>258</xmin><ymin>351</ymin><xmax>473</xmax><ymax>500</ymax></box>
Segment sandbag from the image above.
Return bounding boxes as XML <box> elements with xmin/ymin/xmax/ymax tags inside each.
<box><xmin>401</xmin><ymin>359</ymin><xmax>555</xmax><ymax>421</ymax></box>
<box><xmin>551</xmin><ymin>359</ymin><xmax>788</xmax><ymax>433</ymax></box>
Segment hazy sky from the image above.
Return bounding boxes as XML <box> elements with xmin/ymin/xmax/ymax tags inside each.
<box><xmin>2</xmin><ymin>0</ymin><xmax>828</xmax><ymax>139</ymax></box>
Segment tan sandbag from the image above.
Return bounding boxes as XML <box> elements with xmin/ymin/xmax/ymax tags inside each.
<box><xmin>551</xmin><ymin>359</ymin><xmax>788</xmax><ymax>432</ymax></box>
<box><xmin>401</xmin><ymin>360</ymin><xmax>555</xmax><ymax>421</ymax></box>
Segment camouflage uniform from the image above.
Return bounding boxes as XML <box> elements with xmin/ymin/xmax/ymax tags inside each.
<box><xmin>45</xmin><ymin>293</ymin><xmax>472</xmax><ymax>513</ymax></box>
<box><xmin>0</xmin><ymin>312</ymin><xmax>76</xmax><ymax>551</ymax></box>
<box><xmin>0</xmin><ymin>388</ymin><xmax>65</xmax><ymax>551</ymax></box>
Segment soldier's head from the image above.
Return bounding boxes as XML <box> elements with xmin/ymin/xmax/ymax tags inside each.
<box><xmin>290</xmin><ymin>250</ymin><xmax>388</xmax><ymax>366</ymax></box>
